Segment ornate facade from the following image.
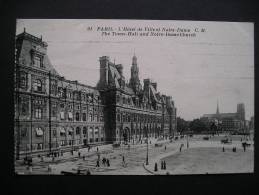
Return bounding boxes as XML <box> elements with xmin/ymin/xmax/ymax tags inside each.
<box><xmin>14</xmin><ymin>30</ymin><xmax>177</xmax><ymax>159</ymax></box>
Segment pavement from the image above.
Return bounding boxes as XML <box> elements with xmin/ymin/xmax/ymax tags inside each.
<box><xmin>15</xmin><ymin>134</ymin><xmax>254</xmax><ymax>175</ymax></box>
<box><xmin>143</xmin><ymin>138</ymin><xmax>254</xmax><ymax>175</ymax></box>
<box><xmin>15</xmin><ymin>137</ymin><xmax>170</xmax><ymax>175</ymax></box>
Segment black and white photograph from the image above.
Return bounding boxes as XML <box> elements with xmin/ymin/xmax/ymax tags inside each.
<box><xmin>14</xmin><ymin>19</ymin><xmax>254</xmax><ymax>175</ymax></box>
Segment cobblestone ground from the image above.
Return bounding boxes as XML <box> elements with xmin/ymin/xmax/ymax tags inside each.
<box><xmin>15</xmin><ymin>134</ymin><xmax>254</xmax><ymax>175</ymax></box>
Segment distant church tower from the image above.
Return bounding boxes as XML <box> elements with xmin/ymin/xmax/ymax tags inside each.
<box><xmin>129</xmin><ymin>53</ymin><xmax>141</xmax><ymax>93</ymax></box>
<box><xmin>216</xmin><ymin>100</ymin><xmax>220</xmax><ymax>115</ymax></box>
<box><xmin>237</xmin><ymin>103</ymin><xmax>245</xmax><ymax>121</ymax></box>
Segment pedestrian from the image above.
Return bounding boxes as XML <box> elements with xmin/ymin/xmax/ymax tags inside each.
<box><xmin>78</xmin><ymin>151</ymin><xmax>81</xmax><ymax>158</ymax></box>
<box><xmin>165</xmin><ymin>145</ymin><xmax>167</xmax><ymax>151</ymax></box>
<box><xmin>102</xmin><ymin>157</ymin><xmax>106</xmax><ymax>165</ymax></box>
<box><xmin>88</xmin><ymin>146</ymin><xmax>90</xmax><ymax>152</ymax></box>
<box><xmin>161</xmin><ymin>161</ymin><xmax>163</xmax><ymax>170</ymax></box>
<box><xmin>96</xmin><ymin>160</ymin><xmax>100</xmax><ymax>167</ymax></box>
<box><xmin>29</xmin><ymin>166</ymin><xmax>32</xmax><ymax>174</ymax></box>
<box><xmin>97</xmin><ymin>147</ymin><xmax>99</xmax><ymax>152</ymax></box>
<box><xmin>222</xmin><ymin>147</ymin><xmax>225</xmax><ymax>152</ymax></box>
<box><xmin>83</xmin><ymin>155</ymin><xmax>85</xmax><ymax>161</ymax></box>
<box><xmin>180</xmin><ymin>146</ymin><xmax>182</xmax><ymax>152</ymax></box>
<box><xmin>48</xmin><ymin>164</ymin><xmax>51</xmax><ymax>172</ymax></box>
<box><xmin>164</xmin><ymin>161</ymin><xmax>166</xmax><ymax>170</ymax></box>
<box><xmin>71</xmin><ymin>150</ymin><xmax>73</xmax><ymax>155</ymax></box>
<box><xmin>122</xmin><ymin>155</ymin><xmax>125</xmax><ymax>163</ymax></box>
<box><xmin>107</xmin><ymin>159</ymin><xmax>110</xmax><ymax>167</ymax></box>
<box><xmin>154</xmin><ymin>163</ymin><xmax>158</xmax><ymax>172</ymax></box>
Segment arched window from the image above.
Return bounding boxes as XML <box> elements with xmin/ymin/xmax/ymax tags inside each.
<box><xmin>33</xmin><ymin>79</ymin><xmax>42</xmax><ymax>92</ymax></box>
<box><xmin>76</xmin><ymin>127</ymin><xmax>81</xmax><ymax>135</ymax></box>
<box><xmin>76</xmin><ymin>112</ymin><xmax>80</xmax><ymax>121</ymax></box>
<box><xmin>83</xmin><ymin>127</ymin><xmax>87</xmax><ymax>134</ymax></box>
<box><xmin>82</xmin><ymin>113</ymin><xmax>87</xmax><ymax>121</ymax></box>
<box><xmin>117</xmin><ymin>114</ymin><xmax>120</xmax><ymax>122</ymax></box>
<box><xmin>89</xmin><ymin>113</ymin><xmax>93</xmax><ymax>121</ymax></box>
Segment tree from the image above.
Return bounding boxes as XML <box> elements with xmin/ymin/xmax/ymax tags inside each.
<box><xmin>177</xmin><ymin>117</ymin><xmax>189</xmax><ymax>133</ymax></box>
<box><xmin>189</xmin><ymin>119</ymin><xmax>208</xmax><ymax>133</ymax></box>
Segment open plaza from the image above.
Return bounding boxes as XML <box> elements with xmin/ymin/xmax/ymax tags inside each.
<box><xmin>15</xmin><ymin>133</ymin><xmax>254</xmax><ymax>175</ymax></box>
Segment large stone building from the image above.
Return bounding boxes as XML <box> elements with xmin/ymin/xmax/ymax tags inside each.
<box><xmin>14</xmin><ymin>30</ymin><xmax>177</xmax><ymax>159</ymax></box>
<box><xmin>200</xmin><ymin>102</ymin><xmax>246</xmax><ymax>132</ymax></box>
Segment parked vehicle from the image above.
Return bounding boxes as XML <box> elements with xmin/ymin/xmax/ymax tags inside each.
<box><xmin>112</xmin><ymin>142</ymin><xmax>121</xmax><ymax>148</ymax></box>
<box><xmin>221</xmin><ymin>138</ymin><xmax>232</xmax><ymax>144</ymax></box>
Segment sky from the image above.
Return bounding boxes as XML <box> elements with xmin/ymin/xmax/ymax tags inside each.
<box><xmin>16</xmin><ymin>19</ymin><xmax>254</xmax><ymax>121</ymax></box>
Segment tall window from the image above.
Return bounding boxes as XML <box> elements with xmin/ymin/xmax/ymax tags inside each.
<box><xmin>68</xmin><ymin>112</ymin><xmax>73</xmax><ymax>120</ymax></box>
<box><xmin>33</xmin><ymin>79</ymin><xmax>43</xmax><ymax>92</ymax></box>
<box><xmin>82</xmin><ymin>113</ymin><xmax>87</xmax><ymax>121</ymax></box>
<box><xmin>76</xmin><ymin>112</ymin><xmax>80</xmax><ymax>121</ymax></box>
<box><xmin>68</xmin><ymin>128</ymin><xmax>73</xmax><ymax>136</ymax></box>
<box><xmin>59</xmin><ymin>127</ymin><xmax>66</xmax><ymax>136</ymax></box>
<box><xmin>35</xmin><ymin>108</ymin><xmax>42</xmax><ymax>119</ymax></box>
<box><xmin>60</xmin><ymin>111</ymin><xmax>65</xmax><ymax>120</ymax></box>
<box><xmin>51</xmin><ymin>103</ymin><xmax>57</xmax><ymax>117</ymax></box>
<box><xmin>34</xmin><ymin>56</ymin><xmax>43</xmax><ymax>68</ymax></box>
<box><xmin>21</xmin><ymin>100</ymin><xmax>29</xmax><ymax>116</ymax></box>
<box><xmin>58</xmin><ymin>88</ymin><xmax>65</xmax><ymax>98</ymax></box>
<box><xmin>83</xmin><ymin>127</ymin><xmax>87</xmax><ymax>134</ymax></box>
<box><xmin>76</xmin><ymin>127</ymin><xmax>80</xmax><ymax>135</ymax></box>
<box><xmin>89</xmin><ymin>113</ymin><xmax>93</xmax><ymax>121</ymax></box>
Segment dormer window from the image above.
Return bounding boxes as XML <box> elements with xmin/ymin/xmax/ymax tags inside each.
<box><xmin>34</xmin><ymin>55</ymin><xmax>43</xmax><ymax>68</ymax></box>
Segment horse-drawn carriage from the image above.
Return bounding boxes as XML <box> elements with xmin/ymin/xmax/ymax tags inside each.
<box><xmin>112</xmin><ymin>142</ymin><xmax>121</xmax><ymax>148</ymax></box>
<box><xmin>221</xmin><ymin>138</ymin><xmax>232</xmax><ymax>144</ymax></box>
